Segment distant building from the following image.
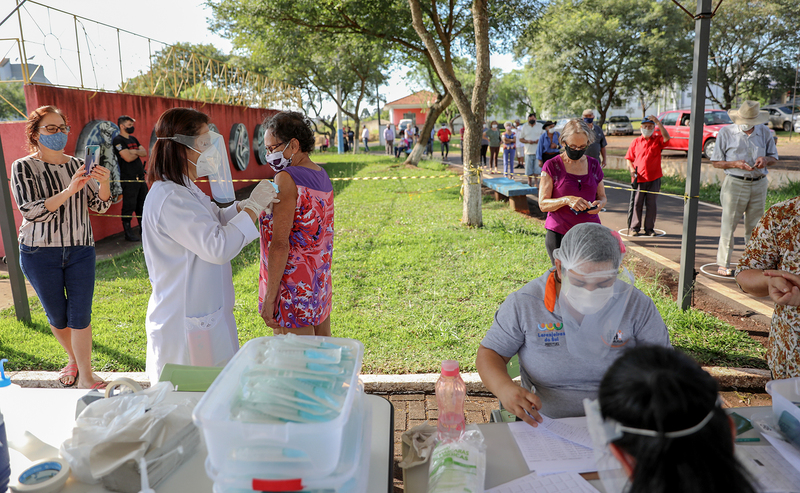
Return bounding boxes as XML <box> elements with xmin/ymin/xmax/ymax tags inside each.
<box><xmin>384</xmin><ymin>91</ymin><xmax>436</xmax><ymax>126</ymax></box>
<box><xmin>0</xmin><ymin>58</ymin><xmax>51</xmax><ymax>84</ymax></box>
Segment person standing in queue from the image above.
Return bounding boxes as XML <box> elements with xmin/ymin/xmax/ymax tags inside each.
<box><xmin>259</xmin><ymin>111</ymin><xmax>335</xmax><ymax>336</ymax></box>
<box><xmin>538</xmin><ymin>119</ymin><xmax>607</xmax><ymax>264</ymax></box>
<box><xmin>112</xmin><ymin>115</ymin><xmax>148</xmax><ymax>242</ymax></box>
<box><xmin>11</xmin><ymin>106</ymin><xmax>112</xmax><ymax>389</ymax></box>
<box><xmin>582</xmin><ymin>109</ymin><xmax>607</xmax><ymax>168</ymax></box>
<box><xmin>142</xmin><ymin>107</ymin><xmax>279</xmax><ymax>384</ymax></box>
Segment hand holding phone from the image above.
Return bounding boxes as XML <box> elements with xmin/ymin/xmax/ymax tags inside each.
<box><xmin>570</xmin><ymin>205</ymin><xmax>599</xmax><ymax>215</ymax></box>
<box><xmin>84</xmin><ymin>145</ymin><xmax>100</xmax><ymax>176</ymax></box>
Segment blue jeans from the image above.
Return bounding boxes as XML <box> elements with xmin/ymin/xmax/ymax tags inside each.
<box><xmin>503</xmin><ymin>148</ymin><xmax>516</xmax><ymax>174</ymax></box>
<box><xmin>524</xmin><ymin>154</ymin><xmax>541</xmax><ymax>176</ymax></box>
<box><xmin>441</xmin><ymin>141</ymin><xmax>449</xmax><ymax>156</ymax></box>
<box><xmin>363</xmin><ymin>138</ymin><xmax>369</xmax><ymax>152</ymax></box>
<box><xmin>19</xmin><ymin>245</ymin><xmax>96</xmax><ymax>329</ymax></box>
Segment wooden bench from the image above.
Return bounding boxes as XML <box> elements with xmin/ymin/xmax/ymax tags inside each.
<box><xmin>482</xmin><ymin>177</ymin><xmax>538</xmax><ymax>212</ymax></box>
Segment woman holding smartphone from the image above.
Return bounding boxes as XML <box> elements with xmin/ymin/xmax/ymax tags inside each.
<box><xmin>11</xmin><ymin>105</ymin><xmax>112</xmax><ymax>389</ymax></box>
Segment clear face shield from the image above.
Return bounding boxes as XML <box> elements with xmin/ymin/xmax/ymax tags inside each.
<box><xmin>583</xmin><ymin>398</ymin><xmax>718</xmax><ymax>493</ymax></box>
<box><xmin>159</xmin><ymin>131</ymin><xmax>235</xmax><ymax>203</ymax></box>
<box><xmin>556</xmin><ymin>265</ymin><xmax>636</xmax><ymax>359</ymax></box>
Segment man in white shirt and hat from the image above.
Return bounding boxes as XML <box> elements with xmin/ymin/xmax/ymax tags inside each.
<box><xmin>711</xmin><ymin>100</ymin><xmax>778</xmax><ymax>277</ymax></box>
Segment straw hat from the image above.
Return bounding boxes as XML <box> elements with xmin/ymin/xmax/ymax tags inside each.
<box><xmin>727</xmin><ymin>101</ymin><xmax>769</xmax><ymax>126</ymax></box>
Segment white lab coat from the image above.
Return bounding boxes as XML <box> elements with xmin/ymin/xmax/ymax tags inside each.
<box><xmin>142</xmin><ymin>179</ymin><xmax>259</xmax><ymax>384</ymax></box>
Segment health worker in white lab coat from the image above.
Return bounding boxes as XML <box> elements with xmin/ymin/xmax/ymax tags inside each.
<box><xmin>142</xmin><ymin>107</ymin><xmax>279</xmax><ymax>384</ymax></box>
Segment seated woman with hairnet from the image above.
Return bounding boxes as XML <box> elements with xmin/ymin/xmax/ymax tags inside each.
<box><xmin>476</xmin><ymin>223</ymin><xmax>671</xmax><ymax>423</ymax></box>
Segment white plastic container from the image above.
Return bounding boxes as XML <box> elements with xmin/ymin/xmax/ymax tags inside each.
<box><xmin>193</xmin><ymin>336</ymin><xmax>364</xmax><ymax>479</ymax></box>
<box><xmin>766</xmin><ymin>378</ymin><xmax>800</xmax><ymax>446</ymax></box>
<box><xmin>209</xmin><ymin>387</ymin><xmax>371</xmax><ymax>493</ymax></box>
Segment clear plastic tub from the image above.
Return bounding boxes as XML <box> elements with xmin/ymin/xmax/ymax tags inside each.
<box><xmin>765</xmin><ymin>377</ymin><xmax>800</xmax><ymax>450</ymax></box>
<box><xmin>193</xmin><ymin>336</ymin><xmax>364</xmax><ymax>479</ymax></box>
<box><xmin>209</xmin><ymin>387</ymin><xmax>371</xmax><ymax>493</ymax></box>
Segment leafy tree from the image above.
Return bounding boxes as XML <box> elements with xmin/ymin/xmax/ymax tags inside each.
<box><xmin>123</xmin><ymin>42</ymin><xmax>232</xmax><ymax>98</ymax></box>
<box><xmin>490</xmin><ymin>69</ymin><xmax>536</xmax><ymax>119</ymax></box>
<box><xmin>518</xmin><ymin>0</ymin><xmax>691</xmax><ymax>125</ymax></box>
<box><xmin>0</xmin><ymin>82</ymin><xmax>26</xmax><ymax>121</ymax></box>
<box><xmin>707</xmin><ymin>0</ymin><xmax>798</xmax><ymax>109</ymax></box>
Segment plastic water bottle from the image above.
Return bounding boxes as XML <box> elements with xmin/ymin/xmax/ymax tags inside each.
<box><xmin>1</xmin><ymin>359</ymin><xmax>12</xmax><ymax>493</ymax></box>
<box><xmin>436</xmin><ymin>360</ymin><xmax>466</xmax><ymax>443</ymax></box>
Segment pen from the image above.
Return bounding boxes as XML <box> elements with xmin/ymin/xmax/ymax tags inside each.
<box><xmin>735</xmin><ymin>438</ymin><xmax>761</xmax><ymax>443</ymax></box>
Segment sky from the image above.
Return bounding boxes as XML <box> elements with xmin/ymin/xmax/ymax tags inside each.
<box><xmin>0</xmin><ymin>0</ymin><xmax>520</xmax><ymax>114</ymax></box>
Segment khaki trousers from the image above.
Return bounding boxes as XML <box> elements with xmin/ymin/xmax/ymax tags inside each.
<box><xmin>716</xmin><ymin>174</ymin><xmax>768</xmax><ymax>268</ymax></box>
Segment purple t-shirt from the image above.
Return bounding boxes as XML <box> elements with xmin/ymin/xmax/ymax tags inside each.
<box><xmin>282</xmin><ymin>165</ymin><xmax>333</xmax><ymax>193</ymax></box>
<box><xmin>543</xmin><ymin>155</ymin><xmax>603</xmax><ymax>235</ymax></box>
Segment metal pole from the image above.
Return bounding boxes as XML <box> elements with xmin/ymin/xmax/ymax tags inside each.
<box><xmin>74</xmin><ymin>15</ymin><xmax>84</xmax><ymax>89</ymax></box>
<box><xmin>117</xmin><ymin>28</ymin><xmax>123</xmax><ymax>88</ymax></box>
<box><xmin>376</xmin><ymin>82</ymin><xmax>381</xmax><ymax>128</ymax></box>
<box><xmin>0</xmin><ymin>0</ymin><xmax>26</xmax><ymax>28</ymax></box>
<box><xmin>0</xmin><ymin>136</ymin><xmax>31</xmax><ymax>323</ymax></box>
<box><xmin>677</xmin><ymin>0</ymin><xmax>713</xmax><ymax>310</ymax></box>
<box><xmin>16</xmin><ymin>0</ymin><xmax>30</xmax><ymax>84</ymax></box>
<box><xmin>337</xmin><ymin>85</ymin><xmax>344</xmax><ymax>154</ymax></box>
<box><xmin>790</xmin><ymin>49</ymin><xmax>799</xmax><ymax>142</ymax></box>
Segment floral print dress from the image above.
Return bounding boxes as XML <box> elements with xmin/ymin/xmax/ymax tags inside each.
<box><xmin>259</xmin><ymin>166</ymin><xmax>334</xmax><ymax>328</ymax></box>
<box><xmin>736</xmin><ymin>197</ymin><xmax>800</xmax><ymax>379</ymax></box>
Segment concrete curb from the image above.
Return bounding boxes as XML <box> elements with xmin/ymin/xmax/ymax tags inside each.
<box><xmin>8</xmin><ymin>366</ymin><xmax>771</xmax><ymax>393</ymax></box>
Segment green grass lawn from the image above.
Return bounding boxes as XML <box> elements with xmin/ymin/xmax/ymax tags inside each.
<box><xmin>602</xmin><ymin>168</ymin><xmax>800</xmax><ymax>209</ymax></box>
<box><xmin>0</xmin><ymin>154</ymin><xmax>766</xmax><ymax>373</ymax></box>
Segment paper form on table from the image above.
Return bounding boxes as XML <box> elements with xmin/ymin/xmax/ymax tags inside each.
<box><xmin>485</xmin><ymin>471</ymin><xmax>600</xmax><ymax>493</ymax></box>
<box><xmin>508</xmin><ymin>419</ymin><xmax>596</xmax><ymax>475</ymax></box>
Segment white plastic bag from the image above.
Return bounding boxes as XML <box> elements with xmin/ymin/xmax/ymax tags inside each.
<box><xmin>60</xmin><ymin>382</ymin><xmax>193</xmax><ymax>483</ymax></box>
<box><xmin>428</xmin><ymin>425</ymin><xmax>486</xmax><ymax>493</ymax></box>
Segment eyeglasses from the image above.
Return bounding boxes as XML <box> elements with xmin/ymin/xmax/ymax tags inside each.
<box><xmin>266</xmin><ymin>141</ymin><xmax>288</xmax><ymax>153</ymax></box>
<box><xmin>38</xmin><ymin>124</ymin><xmax>70</xmax><ymax>134</ymax></box>
<box><xmin>565</xmin><ymin>144</ymin><xmax>587</xmax><ymax>151</ymax></box>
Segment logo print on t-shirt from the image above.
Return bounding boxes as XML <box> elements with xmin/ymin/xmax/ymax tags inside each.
<box><xmin>538</xmin><ymin>322</ymin><xmax>564</xmax><ymax>347</ymax></box>
<box><xmin>538</xmin><ymin>322</ymin><xmax>563</xmax><ymax>331</ymax></box>
<box><xmin>610</xmin><ymin>330</ymin><xmax>627</xmax><ymax>347</ymax></box>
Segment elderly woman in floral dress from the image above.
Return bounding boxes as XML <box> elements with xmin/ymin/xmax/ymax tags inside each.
<box><xmin>259</xmin><ymin>111</ymin><xmax>334</xmax><ymax>335</ymax></box>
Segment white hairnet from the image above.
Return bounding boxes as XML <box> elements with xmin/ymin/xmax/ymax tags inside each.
<box><xmin>553</xmin><ymin>223</ymin><xmax>625</xmax><ymax>276</ymax></box>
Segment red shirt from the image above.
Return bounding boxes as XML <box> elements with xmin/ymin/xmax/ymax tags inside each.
<box><xmin>624</xmin><ymin>133</ymin><xmax>666</xmax><ymax>182</ymax></box>
<box><xmin>437</xmin><ymin>128</ymin><xmax>452</xmax><ymax>142</ymax></box>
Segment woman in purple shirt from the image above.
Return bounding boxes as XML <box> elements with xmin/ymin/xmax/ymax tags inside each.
<box><xmin>538</xmin><ymin>119</ymin><xmax>607</xmax><ymax>264</ymax></box>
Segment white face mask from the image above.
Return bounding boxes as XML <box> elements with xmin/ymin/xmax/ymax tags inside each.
<box><xmin>492</xmin><ymin>124</ymin><xmax>498</xmax><ymax>129</ymax></box>
<box><xmin>739</xmin><ymin>124</ymin><xmax>754</xmax><ymax>132</ymax></box>
<box><xmin>641</xmin><ymin>127</ymin><xmax>654</xmax><ymax>138</ymax></box>
<box><xmin>190</xmin><ymin>144</ymin><xmax>222</xmax><ymax>177</ymax></box>
<box><xmin>563</xmin><ymin>284</ymin><xmax>615</xmax><ymax>315</ymax></box>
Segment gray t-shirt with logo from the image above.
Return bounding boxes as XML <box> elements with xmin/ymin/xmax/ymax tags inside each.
<box><xmin>481</xmin><ymin>270</ymin><xmax>671</xmax><ymax>418</ymax></box>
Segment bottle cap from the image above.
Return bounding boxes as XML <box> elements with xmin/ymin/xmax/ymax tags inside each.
<box><xmin>441</xmin><ymin>360</ymin><xmax>460</xmax><ymax>377</ymax></box>
<box><xmin>0</xmin><ymin>359</ymin><xmax>11</xmax><ymax>387</ymax></box>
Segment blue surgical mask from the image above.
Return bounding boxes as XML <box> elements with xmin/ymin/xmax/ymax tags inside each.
<box><xmin>584</xmin><ymin>117</ymin><xmax>594</xmax><ymax>124</ymax></box>
<box><xmin>38</xmin><ymin>132</ymin><xmax>68</xmax><ymax>151</ymax></box>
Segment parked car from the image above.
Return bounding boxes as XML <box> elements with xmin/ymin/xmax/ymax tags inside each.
<box><xmin>553</xmin><ymin>118</ymin><xmax>572</xmax><ymax>135</ymax></box>
<box><xmin>606</xmin><ymin>115</ymin><xmax>633</xmax><ymax>135</ymax></box>
<box><xmin>764</xmin><ymin>105</ymin><xmax>798</xmax><ymax>132</ymax></box>
<box><xmin>795</xmin><ymin>118</ymin><xmax>800</xmax><ymax>133</ymax></box>
<box><xmin>657</xmin><ymin>109</ymin><xmax>777</xmax><ymax>158</ymax></box>
<box><xmin>397</xmin><ymin>118</ymin><xmax>414</xmax><ymax>134</ymax></box>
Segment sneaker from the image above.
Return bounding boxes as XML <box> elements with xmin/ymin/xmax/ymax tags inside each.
<box><xmin>630</xmin><ymin>230</ymin><xmax>641</xmax><ymax>237</ymax></box>
<box><xmin>646</xmin><ymin>230</ymin><xmax>657</xmax><ymax>237</ymax></box>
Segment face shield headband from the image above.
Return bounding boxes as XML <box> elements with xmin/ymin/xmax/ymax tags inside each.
<box><xmin>157</xmin><ymin>131</ymin><xmax>236</xmax><ymax>203</ymax></box>
<box><xmin>583</xmin><ymin>397</ymin><xmax>719</xmax><ymax>493</ymax></box>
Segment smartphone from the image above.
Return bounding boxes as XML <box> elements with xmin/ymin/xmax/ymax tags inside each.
<box><xmin>570</xmin><ymin>205</ymin><xmax>599</xmax><ymax>215</ymax></box>
<box><xmin>84</xmin><ymin>145</ymin><xmax>100</xmax><ymax>176</ymax></box>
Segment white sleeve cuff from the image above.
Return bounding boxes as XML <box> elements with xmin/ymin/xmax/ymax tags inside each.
<box><xmin>228</xmin><ymin>210</ymin><xmax>260</xmax><ymax>243</ymax></box>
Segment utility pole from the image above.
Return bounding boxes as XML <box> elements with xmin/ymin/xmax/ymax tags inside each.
<box><xmin>677</xmin><ymin>0</ymin><xmax>713</xmax><ymax>310</ymax></box>
<box><xmin>337</xmin><ymin>85</ymin><xmax>344</xmax><ymax>154</ymax></box>
<box><xmin>790</xmin><ymin>49</ymin><xmax>799</xmax><ymax>142</ymax></box>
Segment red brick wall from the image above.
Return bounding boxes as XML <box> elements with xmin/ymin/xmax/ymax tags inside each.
<box><xmin>0</xmin><ymin>85</ymin><xmax>278</xmax><ymax>256</ymax></box>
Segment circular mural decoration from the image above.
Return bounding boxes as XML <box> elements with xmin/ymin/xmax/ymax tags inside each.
<box><xmin>208</xmin><ymin>123</ymin><xmax>220</xmax><ymax>134</ymax></box>
<box><xmin>229</xmin><ymin>123</ymin><xmax>250</xmax><ymax>171</ymax></box>
<box><xmin>75</xmin><ymin>120</ymin><xmax>122</xmax><ymax>203</ymax></box>
<box><xmin>253</xmin><ymin>124</ymin><xmax>267</xmax><ymax>165</ymax></box>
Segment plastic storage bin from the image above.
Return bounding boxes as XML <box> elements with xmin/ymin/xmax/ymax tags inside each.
<box><xmin>209</xmin><ymin>387</ymin><xmax>371</xmax><ymax>492</ymax></box>
<box><xmin>193</xmin><ymin>336</ymin><xmax>364</xmax><ymax>479</ymax></box>
<box><xmin>765</xmin><ymin>377</ymin><xmax>800</xmax><ymax>450</ymax></box>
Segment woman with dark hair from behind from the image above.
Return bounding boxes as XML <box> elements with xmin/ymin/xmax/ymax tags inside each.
<box><xmin>259</xmin><ymin>111</ymin><xmax>334</xmax><ymax>336</ymax></box>
<box><xmin>588</xmin><ymin>346</ymin><xmax>757</xmax><ymax>493</ymax></box>
<box><xmin>141</xmin><ymin>107</ymin><xmax>278</xmax><ymax>383</ymax></box>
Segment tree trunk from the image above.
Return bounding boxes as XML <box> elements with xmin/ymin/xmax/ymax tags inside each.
<box><xmin>404</xmin><ymin>92</ymin><xmax>453</xmax><ymax>166</ymax></box>
<box><xmin>407</xmin><ymin>0</ymin><xmax>489</xmax><ymax>227</ymax></box>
